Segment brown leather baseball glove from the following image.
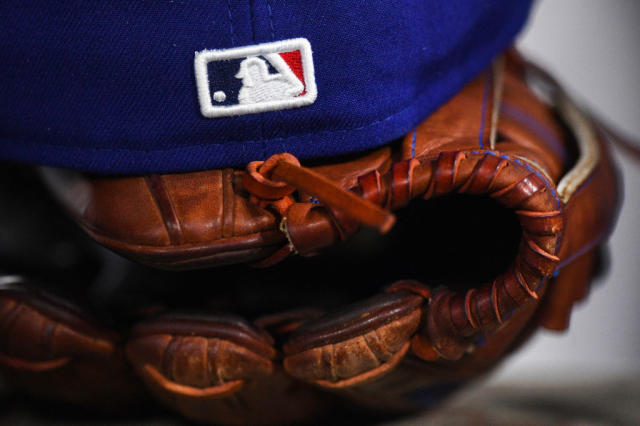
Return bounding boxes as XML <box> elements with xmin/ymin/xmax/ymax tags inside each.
<box><xmin>0</xmin><ymin>53</ymin><xmax>621</xmax><ymax>424</ymax></box>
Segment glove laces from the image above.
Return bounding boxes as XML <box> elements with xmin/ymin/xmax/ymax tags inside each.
<box><xmin>243</xmin><ymin>153</ymin><xmax>395</xmax><ymax>233</ymax></box>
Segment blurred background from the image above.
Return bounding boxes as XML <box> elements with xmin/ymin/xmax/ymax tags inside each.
<box><xmin>400</xmin><ymin>1</ymin><xmax>640</xmax><ymax>423</ymax></box>
<box><xmin>498</xmin><ymin>0</ymin><xmax>640</xmax><ymax>384</ymax></box>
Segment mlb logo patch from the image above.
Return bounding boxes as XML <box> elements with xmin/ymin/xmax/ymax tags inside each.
<box><xmin>194</xmin><ymin>38</ymin><xmax>317</xmax><ymax>118</ymax></box>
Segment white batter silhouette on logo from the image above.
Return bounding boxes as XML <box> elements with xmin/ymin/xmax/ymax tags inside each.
<box><xmin>195</xmin><ymin>38</ymin><xmax>317</xmax><ymax>117</ymax></box>
<box><xmin>235</xmin><ymin>55</ymin><xmax>304</xmax><ymax>105</ymax></box>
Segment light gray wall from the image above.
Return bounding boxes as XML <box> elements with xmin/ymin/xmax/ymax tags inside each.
<box><xmin>493</xmin><ymin>0</ymin><xmax>640</xmax><ymax>383</ymax></box>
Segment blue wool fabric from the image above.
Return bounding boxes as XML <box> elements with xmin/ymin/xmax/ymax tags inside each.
<box><xmin>0</xmin><ymin>1</ymin><xmax>533</xmax><ymax>174</ymax></box>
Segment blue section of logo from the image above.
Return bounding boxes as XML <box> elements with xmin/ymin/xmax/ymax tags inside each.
<box><xmin>206</xmin><ymin>58</ymin><xmax>243</xmax><ymax>106</ymax></box>
<box><xmin>206</xmin><ymin>55</ymin><xmax>280</xmax><ymax>106</ymax></box>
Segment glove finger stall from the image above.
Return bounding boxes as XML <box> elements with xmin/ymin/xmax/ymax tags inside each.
<box><xmin>0</xmin><ymin>279</ymin><xmax>142</xmax><ymax>408</ymax></box>
<box><xmin>283</xmin><ymin>291</ymin><xmax>423</xmax><ymax>387</ymax></box>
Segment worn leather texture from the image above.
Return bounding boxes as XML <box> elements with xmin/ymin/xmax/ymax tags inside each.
<box><xmin>1</xmin><ymin>53</ymin><xmax>621</xmax><ymax>424</ymax></box>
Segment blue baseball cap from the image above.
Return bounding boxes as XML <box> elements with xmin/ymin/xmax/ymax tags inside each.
<box><xmin>0</xmin><ymin>1</ymin><xmax>533</xmax><ymax>174</ymax></box>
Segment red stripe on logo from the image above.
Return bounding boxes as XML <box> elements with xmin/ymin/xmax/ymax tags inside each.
<box><xmin>279</xmin><ymin>50</ymin><xmax>306</xmax><ymax>96</ymax></box>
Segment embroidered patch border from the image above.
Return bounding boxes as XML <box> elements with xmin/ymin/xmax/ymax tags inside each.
<box><xmin>194</xmin><ymin>38</ymin><xmax>317</xmax><ymax>118</ymax></box>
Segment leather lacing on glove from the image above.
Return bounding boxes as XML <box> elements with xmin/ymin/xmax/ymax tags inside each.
<box><xmin>244</xmin><ymin>145</ymin><xmax>563</xmax><ymax>361</ymax></box>
<box><xmin>241</xmin><ymin>58</ymin><xmax>619</xmax><ymax>362</ymax></box>
<box><xmin>0</xmin><ymin>56</ymin><xmax>627</xmax><ymax>425</ymax></box>
<box><xmin>243</xmin><ymin>152</ymin><xmax>395</xmax><ymax>259</ymax></box>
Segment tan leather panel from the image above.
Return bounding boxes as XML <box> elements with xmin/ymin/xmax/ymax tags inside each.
<box><xmin>84</xmin><ymin>176</ymin><xmax>170</xmax><ymax>246</ymax></box>
<box><xmin>403</xmin><ymin>66</ymin><xmax>567</xmax><ymax>181</ymax></box>
<box><xmin>161</xmin><ymin>170</ymin><xmax>224</xmax><ymax>244</ymax></box>
<box><xmin>499</xmin><ymin>70</ymin><xmax>567</xmax><ymax>178</ymax></box>
<box><xmin>404</xmin><ymin>74</ymin><xmax>490</xmax><ymax>160</ymax></box>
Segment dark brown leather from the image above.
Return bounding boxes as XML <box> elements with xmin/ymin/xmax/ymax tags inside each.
<box><xmin>0</xmin><ymin>278</ymin><xmax>143</xmax><ymax>408</ymax></box>
<box><xmin>2</xmin><ymin>52</ymin><xmax>620</xmax><ymax>424</ymax></box>
<box><xmin>126</xmin><ymin>313</ymin><xmax>328</xmax><ymax>425</ymax></box>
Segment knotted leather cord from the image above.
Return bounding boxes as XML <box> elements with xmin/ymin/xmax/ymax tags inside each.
<box><xmin>271</xmin><ymin>161</ymin><xmax>396</xmax><ymax>232</ymax></box>
<box><xmin>243</xmin><ymin>155</ymin><xmax>396</xmax><ymax>233</ymax></box>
